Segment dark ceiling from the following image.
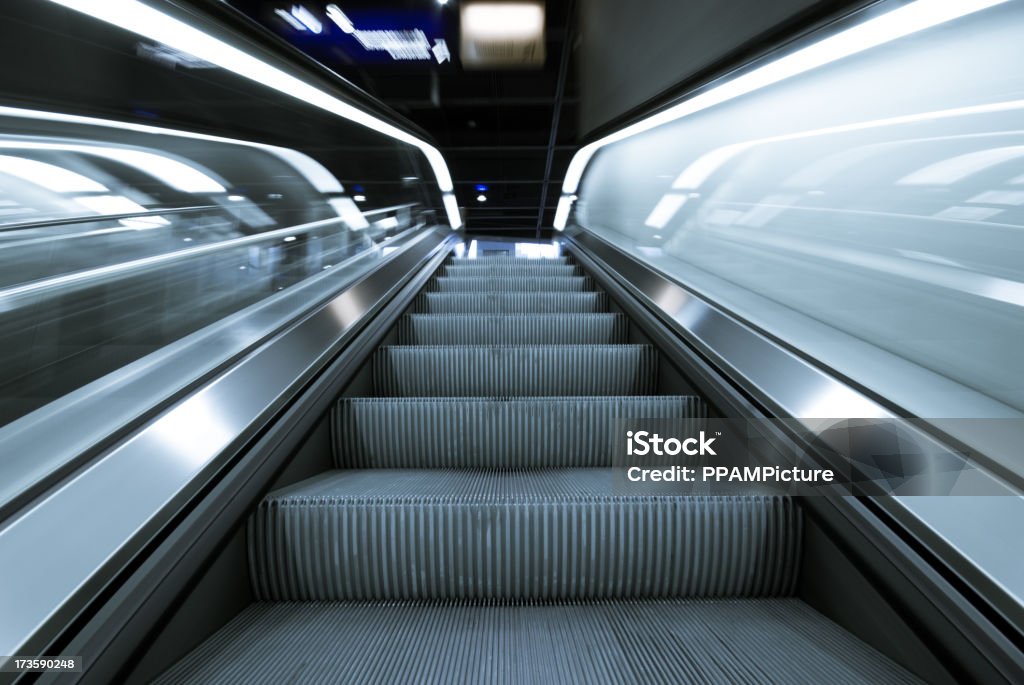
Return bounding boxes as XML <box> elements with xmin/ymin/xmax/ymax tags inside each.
<box><xmin>222</xmin><ymin>0</ymin><xmax>578</xmax><ymax>235</ymax></box>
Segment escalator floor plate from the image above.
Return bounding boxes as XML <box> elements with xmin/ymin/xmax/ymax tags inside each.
<box><xmin>154</xmin><ymin>598</ymin><xmax>921</xmax><ymax>685</ymax></box>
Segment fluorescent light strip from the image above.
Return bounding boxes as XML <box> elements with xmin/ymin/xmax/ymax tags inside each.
<box><xmin>442</xmin><ymin>193</ymin><xmax>460</xmax><ymax>227</ymax></box>
<box><xmin>268</xmin><ymin>146</ymin><xmax>343</xmax><ymax>193</ymax></box>
<box><xmin>45</xmin><ymin>0</ymin><xmax>460</xmax><ymax>228</ymax></box>
<box><xmin>0</xmin><ymin>140</ymin><xmax>226</xmax><ymax>193</ymax></box>
<box><xmin>553</xmin><ymin>0</ymin><xmax>1007</xmax><ymax>229</ymax></box>
<box><xmin>691</xmin><ymin>100</ymin><xmax>1024</xmax><ymax>186</ymax></box>
<box><xmin>644</xmin><ymin>194</ymin><xmax>687</xmax><ymax>229</ymax></box>
<box><xmin>635</xmin><ymin>96</ymin><xmax>1024</xmax><ymax>241</ymax></box>
<box><xmin>290</xmin><ymin>5</ymin><xmax>322</xmax><ymax>34</ymax></box>
<box><xmin>898</xmin><ymin>146</ymin><xmax>1024</xmax><ymax>186</ymax></box>
<box><xmin>274</xmin><ymin>8</ymin><xmax>306</xmax><ymax>32</ymax></box>
<box><xmin>0</xmin><ymin>155</ymin><xmax>108</xmax><ymax>193</ymax></box>
<box><xmin>87</xmin><ymin>147</ymin><xmax>226</xmax><ymax>193</ymax></box>
<box><xmin>326</xmin><ymin>4</ymin><xmax>355</xmax><ymax>34</ymax></box>
<box><xmin>0</xmin><ymin>104</ymin><xmax>347</xmax><ymax>197</ymax></box>
<box><xmin>637</xmin><ymin>98</ymin><xmax>1024</xmax><ymax>232</ymax></box>
<box><xmin>672</xmin><ymin>143</ymin><xmax>752</xmax><ymax>190</ymax></box>
<box><xmin>552</xmin><ymin>195</ymin><xmax>574</xmax><ymax>229</ymax></box>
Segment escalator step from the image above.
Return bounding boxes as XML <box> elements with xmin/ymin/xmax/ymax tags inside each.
<box><xmin>372</xmin><ymin>345</ymin><xmax>657</xmax><ymax>396</ymax></box>
<box><xmin>427</xmin><ymin>276</ymin><xmax>592</xmax><ymax>292</ymax></box>
<box><xmin>249</xmin><ymin>469</ymin><xmax>800</xmax><ymax>601</ymax></box>
<box><xmin>414</xmin><ymin>292</ymin><xmax>606</xmax><ymax>314</ymax></box>
<box><xmin>396</xmin><ymin>313</ymin><xmax>628</xmax><ymax>345</ymax></box>
<box><xmin>154</xmin><ymin>599</ymin><xmax>922</xmax><ymax>685</ymax></box>
<box><xmin>442</xmin><ymin>263</ymin><xmax>580</xmax><ymax>278</ymax></box>
<box><xmin>333</xmin><ymin>396</ymin><xmax>704</xmax><ymax>468</ymax></box>
<box><xmin>449</xmin><ymin>255</ymin><xmax>569</xmax><ymax>264</ymax></box>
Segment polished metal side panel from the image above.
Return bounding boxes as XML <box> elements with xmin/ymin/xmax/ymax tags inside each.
<box><xmin>0</xmin><ymin>227</ymin><xmax>452</xmax><ymax>661</ymax></box>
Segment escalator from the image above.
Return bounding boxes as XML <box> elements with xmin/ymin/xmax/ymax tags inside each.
<box><xmin>2</xmin><ymin>2</ymin><xmax>1022</xmax><ymax>682</ymax></box>
<box><xmin>151</xmin><ymin>250</ymin><xmax>922</xmax><ymax>684</ymax></box>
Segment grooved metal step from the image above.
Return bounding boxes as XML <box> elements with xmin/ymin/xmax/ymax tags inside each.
<box><xmin>450</xmin><ymin>255</ymin><xmax>569</xmax><ymax>264</ymax></box>
<box><xmin>372</xmin><ymin>345</ymin><xmax>657</xmax><ymax>396</ymax></box>
<box><xmin>154</xmin><ymin>599</ymin><xmax>923</xmax><ymax>685</ymax></box>
<box><xmin>249</xmin><ymin>469</ymin><xmax>801</xmax><ymax>601</ymax></box>
<box><xmin>442</xmin><ymin>263</ymin><xmax>580</xmax><ymax>278</ymax></box>
<box><xmin>413</xmin><ymin>292</ymin><xmax>607</xmax><ymax>314</ymax></box>
<box><xmin>333</xmin><ymin>396</ymin><xmax>704</xmax><ymax>468</ymax></box>
<box><xmin>427</xmin><ymin>276</ymin><xmax>592</xmax><ymax>292</ymax></box>
<box><xmin>152</xmin><ymin>246</ymin><xmax>923</xmax><ymax>685</ymax></box>
<box><xmin>396</xmin><ymin>313</ymin><xmax>629</xmax><ymax>345</ymax></box>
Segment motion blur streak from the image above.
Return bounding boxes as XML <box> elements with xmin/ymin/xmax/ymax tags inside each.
<box><xmin>45</xmin><ymin>0</ymin><xmax>462</xmax><ymax>228</ymax></box>
<box><xmin>0</xmin><ymin>140</ymin><xmax>227</xmax><ymax>193</ymax></box>
<box><xmin>554</xmin><ymin>0</ymin><xmax>1008</xmax><ymax>228</ymax></box>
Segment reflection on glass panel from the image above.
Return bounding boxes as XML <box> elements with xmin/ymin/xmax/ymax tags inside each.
<box><xmin>0</xmin><ymin>0</ymin><xmax>447</xmax><ymax>428</ymax></box>
<box><xmin>573</xmin><ymin>2</ymin><xmax>1024</xmax><ymax>430</ymax></box>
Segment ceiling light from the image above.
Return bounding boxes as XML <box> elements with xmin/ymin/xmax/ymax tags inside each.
<box><xmin>325</xmin><ymin>4</ymin><xmax>354</xmax><ymax>34</ymax></box>
<box><xmin>462</xmin><ymin>2</ymin><xmax>543</xmax><ymax>40</ymax></box>
<box><xmin>460</xmin><ymin>1</ymin><xmax>545</xmax><ymax>68</ymax></box>
<box><xmin>354</xmin><ymin>29</ymin><xmax>432</xmax><ymax>61</ymax></box>
<box><xmin>290</xmin><ymin>5</ymin><xmax>322</xmax><ymax>34</ymax></box>
<box><xmin>432</xmin><ymin>39</ymin><xmax>450</xmax><ymax>64</ymax></box>
<box><xmin>273</xmin><ymin>8</ymin><xmax>306</xmax><ymax>31</ymax></box>
<box><xmin>553</xmin><ymin>0</ymin><xmax>1007</xmax><ymax>229</ymax></box>
<box><xmin>44</xmin><ymin>0</ymin><xmax>461</xmax><ymax>228</ymax></box>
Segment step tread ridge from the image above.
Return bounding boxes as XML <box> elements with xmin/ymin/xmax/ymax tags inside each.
<box><xmin>396</xmin><ymin>313</ymin><xmax>628</xmax><ymax>344</ymax></box>
<box><xmin>249</xmin><ymin>469</ymin><xmax>801</xmax><ymax>601</ymax></box>
<box><xmin>372</xmin><ymin>344</ymin><xmax>657</xmax><ymax>397</ymax></box>
<box><xmin>414</xmin><ymin>291</ymin><xmax>607</xmax><ymax>314</ymax></box>
<box><xmin>333</xmin><ymin>396</ymin><xmax>705</xmax><ymax>468</ymax></box>
<box><xmin>155</xmin><ymin>600</ymin><xmax>922</xmax><ymax>685</ymax></box>
<box><xmin>427</xmin><ymin>276</ymin><xmax>592</xmax><ymax>292</ymax></box>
